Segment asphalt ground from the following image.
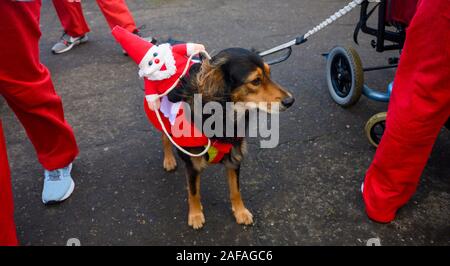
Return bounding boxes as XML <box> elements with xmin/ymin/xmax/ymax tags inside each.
<box><xmin>1</xmin><ymin>0</ymin><xmax>449</xmax><ymax>245</ymax></box>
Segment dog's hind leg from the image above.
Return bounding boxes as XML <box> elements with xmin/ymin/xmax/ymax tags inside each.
<box><xmin>226</xmin><ymin>167</ymin><xmax>253</xmax><ymax>225</ymax></box>
<box><xmin>162</xmin><ymin>133</ymin><xmax>177</xmax><ymax>171</ymax></box>
<box><xmin>185</xmin><ymin>163</ymin><xmax>205</xmax><ymax>229</ymax></box>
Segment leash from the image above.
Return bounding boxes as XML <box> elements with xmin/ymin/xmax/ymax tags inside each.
<box><xmin>259</xmin><ymin>0</ymin><xmax>379</xmax><ymax>62</ymax></box>
<box><xmin>149</xmin><ymin>50</ymin><xmax>213</xmax><ymax>157</ymax></box>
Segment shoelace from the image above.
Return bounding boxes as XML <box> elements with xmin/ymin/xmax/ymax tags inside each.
<box><xmin>60</xmin><ymin>32</ymin><xmax>82</xmax><ymax>46</ymax></box>
<box><xmin>60</xmin><ymin>33</ymin><xmax>74</xmax><ymax>46</ymax></box>
<box><xmin>47</xmin><ymin>169</ymin><xmax>61</xmax><ymax>181</ymax></box>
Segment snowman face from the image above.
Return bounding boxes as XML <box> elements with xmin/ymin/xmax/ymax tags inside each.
<box><xmin>138</xmin><ymin>43</ymin><xmax>177</xmax><ymax>81</ymax></box>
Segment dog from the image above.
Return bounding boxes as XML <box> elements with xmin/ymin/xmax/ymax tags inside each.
<box><xmin>160</xmin><ymin>48</ymin><xmax>294</xmax><ymax>229</ymax></box>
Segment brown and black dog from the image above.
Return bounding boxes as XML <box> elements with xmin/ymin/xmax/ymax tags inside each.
<box><xmin>162</xmin><ymin>48</ymin><xmax>294</xmax><ymax>229</ymax></box>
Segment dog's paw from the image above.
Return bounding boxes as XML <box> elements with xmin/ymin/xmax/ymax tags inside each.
<box><xmin>234</xmin><ymin>208</ymin><xmax>254</xmax><ymax>225</ymax></box>
<box><xmin>163</xmin><ymin>156</ymin><xmax>177</xmax><ymax>172</ymax></box>
<box><xmin>188</xmin><ymin>212</ymin><xmax>205</xmax><ymax>230</ymax></box>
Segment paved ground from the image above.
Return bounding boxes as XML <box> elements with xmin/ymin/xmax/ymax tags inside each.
<box><xmin>1</xmin><ymin>0</ymin><xmax>449</xmax><ymax>246</ymax></box>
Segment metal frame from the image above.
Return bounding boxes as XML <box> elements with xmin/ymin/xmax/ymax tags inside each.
<box><xmin>358</xmin><ymin>0</ymin><xmax>406</xmax><ymax>52</ymax></box>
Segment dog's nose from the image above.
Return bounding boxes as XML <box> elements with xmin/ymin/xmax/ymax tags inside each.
<box><xmin>281</xmin><ymin>97</ymin><xmax>295</xmax><ymax>108</ymax></box>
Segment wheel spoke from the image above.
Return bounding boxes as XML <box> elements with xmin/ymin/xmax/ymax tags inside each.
<box><xmin>334</xmin><ymin>63</ymin><xmax>340</xmax><ymax>75</ymax></box>
<box><xmin>343</xmin><ymin>82</ymin><xmax>350</xmax><ymax>94</ymax></box>
<box><xmin>336</xmin><ymin>77</ymin><xmax>342</xmax><ymax>88</ymax></box>
<box><xmin>373</xmin><ymin>123</ymin><xmax>385</xmax><ymax>140</ymax></box>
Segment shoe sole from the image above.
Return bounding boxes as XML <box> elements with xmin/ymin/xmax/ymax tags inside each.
<box><xmin>52</xmin><ymin>38</ymin><xmax>88</xmax><ymax>55</ymax></box>
<box><xmin>43</xmin><ymin>179</ymin><xmax>75</xmax><ymax>205</ymax></box>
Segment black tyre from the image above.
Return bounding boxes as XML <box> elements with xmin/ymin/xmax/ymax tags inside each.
<box><xmin>365</xmin><ymin>112</ymin><xmax>387</xmax><ymax>148</ymax></box>
<box><xmin>326</xmin><ymin>46</ymin><xmax>364</xmax><ymax>107</ymax></box>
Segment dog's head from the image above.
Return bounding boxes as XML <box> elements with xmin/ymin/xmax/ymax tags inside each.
<box><xmin>196</xmin><ymin>48</ymin><xmax>295</xmax><ymax>113</ymax></box>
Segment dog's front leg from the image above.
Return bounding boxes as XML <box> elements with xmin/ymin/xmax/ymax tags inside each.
<box><xmin>186</xmin><ymin>165</ymin><xmax>205</xmax><ymax>229</ymax></box>
<box><xmin>226</xmin><ymin>167</ymin><xmax>253</xmax><ymax>225</ymax></box>
<box><xmin>162</xmin><ymin>133</ymin><xmax>177</xmax><ymax>171</ymax></box>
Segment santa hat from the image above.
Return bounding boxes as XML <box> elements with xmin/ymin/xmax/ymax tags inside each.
<box><xmin>111</xmin><ymin>25</ymin><xmax>154</xmax><ymax>65</ymax></box>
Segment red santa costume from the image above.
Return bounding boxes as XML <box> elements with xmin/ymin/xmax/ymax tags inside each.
<box><xmin>0</xmin><ymin>120</ymin><xmax>17</xmax><ymax>246</ymax></box>
<box><xmin>111</xmin><ymin>26</ymin><xmax>232</xmax><ymax>162</ymax></box>
<box><xmin>363</xmin><ymin>0</ymin><xmax>450</xmax><ymax>223</ymax></box>
<box><xmin>52</xmin><ymin>0</ymin><xmax>138</xmax><ymax>37</ymax></box>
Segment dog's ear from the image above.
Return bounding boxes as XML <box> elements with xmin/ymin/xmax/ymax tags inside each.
<box><xmin>196</xmin><ymin>57</ymin><xmax>228</xmax><ymax>101</ymax></box>
<box><xmin>249</xmin><ymin>47</ymin><xmax>260</xmax><ymax>54</ymax></box>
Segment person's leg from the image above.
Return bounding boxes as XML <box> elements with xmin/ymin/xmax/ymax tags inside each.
<box><xmin>363</xmin><ymin>0</ymin><xmax>450</xmax><ymax>223</ymax></box>
<box><xmin>52</xmin><ymin>0</ymin><xmax>90</xmax><ymax>37</ymax></box>
<box><xmin>97</xmin><ymin>0</ymin><xmax>155</xmax><ymax>55</ymax></box>
<box><xmin>0</xmin><ymin>0</ymin><xmax>79</xmax><ymax>203</ymax></box>
<box><xmin>0</xmin><ymin>121</ymin><xmax>18</xmax><ymax>246</ymax></box>
<box><xmin>2</xmin><ymin>85</ymin><xmax>79</xmax><ymax>171</ymax></box>
<box><xmin>51</xmin><ymin>0</ymin><xmax>90</xmax><ymax>54</ymax></box>
<box><xmin>95</xmin><ymin>0</ymin><xmax>138</xmax><ymax>33</ymax></box>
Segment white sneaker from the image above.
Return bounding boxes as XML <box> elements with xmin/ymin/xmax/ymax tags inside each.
<box><xmin>42</xmin><ymin>163</ymin><xmax>75</xmax><ymax>205</ymax></box>
<box><xmin>52</xmin><ymin>33</ymin><xmax>88</xmax><ymax>54</ymax></box>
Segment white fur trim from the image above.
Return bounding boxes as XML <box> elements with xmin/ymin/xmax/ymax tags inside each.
<box><xmin>138</xmin><ymin>44</ymin><xmax>177</xmax><ymax>81</ymax></box>
<box><xmin>145</xmin><ymin>94</ymin><xmax>159</xmax><ymax>103</ymax></box>
<box><xmin>186</xmin><ymin>43</ymin><xmax>196</xmax><ymax>56</ymax></box>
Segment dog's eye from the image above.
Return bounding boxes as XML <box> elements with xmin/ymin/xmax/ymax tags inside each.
<box><xmin>251</xmin><ymin>78</ymin><xmax>261</xmax><ymax>86</ymax></box>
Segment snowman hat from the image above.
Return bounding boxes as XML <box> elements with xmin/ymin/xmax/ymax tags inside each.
<box><xmin>111</xmin><ymin>25</ymin><xmax>154</xmax><ymax>65</ymax></box>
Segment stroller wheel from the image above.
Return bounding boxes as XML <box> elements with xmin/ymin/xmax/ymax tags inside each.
<box><xmin>365</xmin><ymin>112</ymin><xmax>387</xmax><ymax>148</ymax></box>
<box><xmin>326</xmin><ymin>46</ymin><xmax>364</xmax><ymax>107</ymax></box>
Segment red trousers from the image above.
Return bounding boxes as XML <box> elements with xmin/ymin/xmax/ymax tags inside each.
<box><xmin>363</xmin><ymin>0</ymin><xmax>450</xmax><ymax>223</ymax></box>
<box><xmin>0</xmin><ymin>121</ymin><xmax>17</xmax><ymax>246</ymax></box>
<box><xmin>0</xmin><ymin>0</ymin><xmax>79</xmax><ymax>171</ymax></box>
<box><xmin>52</xmin><ymin>0</ymin><xmax>138</xmax><ymax>37</ymax></box>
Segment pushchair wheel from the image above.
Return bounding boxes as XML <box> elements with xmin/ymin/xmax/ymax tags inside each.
<box><xmin>365</xmin><ymin>112</ymin><xmax>387</xmax><ymax>148</ymax></box>
<box><xmin>326</xmin><ymin>46</ymin><xmax>364</xmax><ymax>107</ymax></box>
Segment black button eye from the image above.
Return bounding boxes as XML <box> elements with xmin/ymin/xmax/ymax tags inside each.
<box><xmin>153</xmin><ymin>52</ymin><xmax>158</xmax><ymax>57</ymax></box>
<box><xmin>148</xmin><ymin>61</ymin><xmax>153</xmax><ymax>66</ymax></box>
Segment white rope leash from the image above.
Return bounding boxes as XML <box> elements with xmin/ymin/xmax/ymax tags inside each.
<box><xmin>149</xmin><ymin>50</ymin><xmax>213</xmax><ymax>157</ymax></box>
<box><xmin>259</xmin><ymin>0</ymin><xmax>380</xmax><ymax>57</ymax></box>
<box><xmin>304</xmin><ymin>0</ymin><xmax>365</xmax><ymax>39</ymax></box>
<box><xmin>304</xmin><ymin>0</ymin><xmax>381</xmax><ymax>39</ymax></box>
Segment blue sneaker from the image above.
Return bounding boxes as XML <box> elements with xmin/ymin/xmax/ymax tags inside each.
<box><xmin>42</xmin><ymin>163</ymin><xmax>75</xmax><ymax>205</ymax></box>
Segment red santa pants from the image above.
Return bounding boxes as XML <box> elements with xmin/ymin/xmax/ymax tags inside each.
<box><xmin>0</xmin><ymin>0</ymin><xmax>79</xmax><ymax>171</ymax></box>
<box><xmin>0</xmin><ymin>121</ymin><xmax>17</xmax><ymax>246</ymax></box>
<box><xmin>52</xmin><ymin>0</ymin><xmax>138</xmax><ymax>37</ymax></box>
<box><xmin>363</xmin><ymin>0</ymin><xmax>450</xmax><ymax>223</ymax></box>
